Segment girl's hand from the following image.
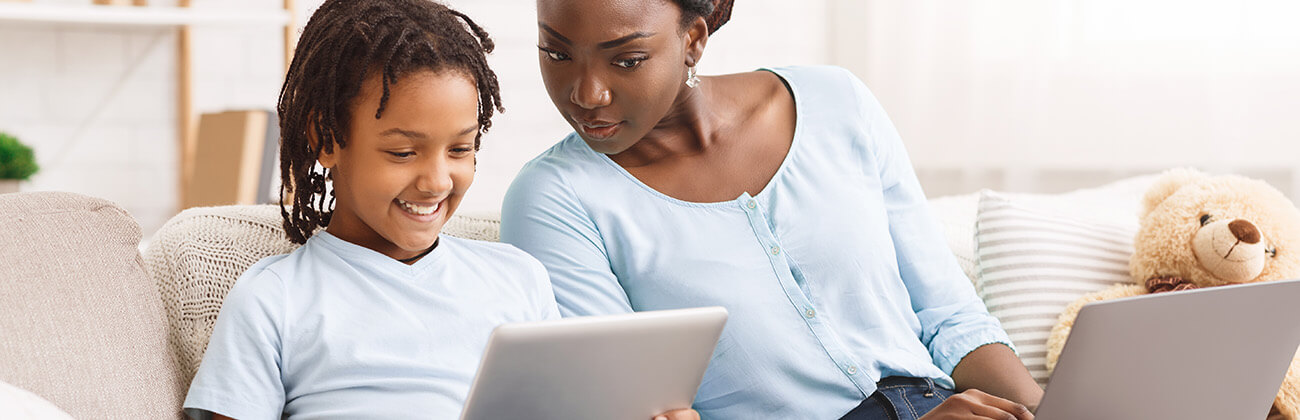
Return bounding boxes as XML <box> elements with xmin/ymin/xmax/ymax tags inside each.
<box><xmin>918</xmin><ymin>389</ymin><xmax>1034</xmax><ymax>420</ymax></box>
<box><xmin>653</xmin><ymin>408</ymin><xmax>700</xmax><ymax>420</ymax></box>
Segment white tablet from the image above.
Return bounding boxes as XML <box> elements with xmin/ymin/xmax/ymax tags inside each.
<box><xmin>459</xmin><ymin>306</ymin><xmax>728</xmax><ymax>420</ymax></box>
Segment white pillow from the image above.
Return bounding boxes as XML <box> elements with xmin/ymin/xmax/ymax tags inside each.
<box><xmin>927</xmin><ymin>174</ymin><xmax>1157</xmax><ymax>285</ymax></box>
<box><xmin>0</xmin><ymin>380</ymin><xmax>74</xmax><ymax>420</ymax></box>
<box><xmin>974</xmin><ymin>191</ymin><xmax>1138</xmax><ymax>386</ymax></box>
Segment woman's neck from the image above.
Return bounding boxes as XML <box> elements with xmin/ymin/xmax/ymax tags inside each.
<box><xmin>612</xmin><ymin>78</ymin><xmax>730</xmax><ymax>168</ymax></box>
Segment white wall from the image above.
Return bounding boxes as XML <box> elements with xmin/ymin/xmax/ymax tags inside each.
<box><xmin>0</xmin><ymin>0</ymin><xmax>286</xmax><ymax>236</ymax></box>
<box><xmin>851</xmin><ymin>0</ymin><xmax>1300</xmax><ymax>198</ymax></box>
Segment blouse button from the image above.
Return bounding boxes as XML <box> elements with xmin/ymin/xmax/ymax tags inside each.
<box><xmin>847</xmin><ymin>365</ymin><xmax>858</xmax><ymax>375</ymax></box>
<box><xmin>770</xmin><ymin>246</ymin><xmax>781</xmax><ymax>255</ymax></box>
<box><xmin>746</xmin><ymin>200</ymin><xmax>757</xmax><ymax>209</ymax></box>
<box><xmin>805</xmin><ymin>308</ymin><xmax>816</xmax><ymax>318</ymax></box>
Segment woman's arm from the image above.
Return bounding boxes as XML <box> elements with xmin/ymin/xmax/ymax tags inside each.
<box><xmin>950</xmin><ymin>343</ymin><xmax>1044</xmax><ymax>410</ymax></box>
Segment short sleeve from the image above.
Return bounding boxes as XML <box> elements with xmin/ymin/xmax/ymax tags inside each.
<box><xmin>526</xmin><ymin>255</ymin><xmax>563</xmax><ymax>321</ymax></box>
<box><xmin>183</xmin><ymin>262</ymin><xmax>288</xmax><ymax>420</ymax></box>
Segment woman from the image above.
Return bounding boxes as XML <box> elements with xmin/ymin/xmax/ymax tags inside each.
<box><xmin>501</xmin><ymin>0</ymin><xmax>1043</xmax><ymax>418</ymax></box>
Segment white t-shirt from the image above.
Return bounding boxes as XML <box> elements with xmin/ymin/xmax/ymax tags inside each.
<box><xmin>183</xmin><ymin>231</ymin><xmax>559</xmax><ymax>419</ymax></box>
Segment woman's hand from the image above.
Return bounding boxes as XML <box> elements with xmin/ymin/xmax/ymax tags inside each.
<box><xmin>917</xmin><ymin>389</ymin><xmax>1033</xmax><ymax>420</ymax></box>
<box><xmin>652</xmin><ymin>408</ymin><xmax>700</xmax><ymax>420</ymax></box>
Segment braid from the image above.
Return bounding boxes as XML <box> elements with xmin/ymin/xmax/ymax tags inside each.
<box><xmin>277</xmin><ymin>0</ymin><xmax>504</xmax><ymax>244</ymax></box>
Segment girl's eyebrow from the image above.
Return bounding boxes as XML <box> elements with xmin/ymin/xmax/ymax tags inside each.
<box><xmin>381</xmin><ymin>128</ymin><xmax>427</xmax><ymax>140</ymax></box>
<box><xmin>380</xmin><ymin>125</ymin><xmax>478</xmax><ymax>141</ymax></box>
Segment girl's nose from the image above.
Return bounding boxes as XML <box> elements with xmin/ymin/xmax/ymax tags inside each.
<box><xmin>417</xmin><ymin>164</ymin><xmax>454</xmax><ymax>195</ymax></box>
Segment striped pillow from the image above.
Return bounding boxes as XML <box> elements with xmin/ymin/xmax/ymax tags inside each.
<box><xmin>974</xmin><ymin>191</ymin><xmax>1136</xmax><ymax>386</ymax></box>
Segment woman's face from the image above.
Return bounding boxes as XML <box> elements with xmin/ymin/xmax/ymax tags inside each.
<box><xmin>536</xmin><ymin>0</ymin><xmax>706</xmax><ymax>155</ymax></box>
<box><xmin>317</xmin><ymin>69</ymin><xmax>479</xmax><ymax>261</ymax></box>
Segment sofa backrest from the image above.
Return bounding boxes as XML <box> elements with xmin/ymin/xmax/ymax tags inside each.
<box><xmin>0</xmin><ymin>192</ymin><xmax>186</xmax><ymax>419</ymax></box>
<box><xmin>143</xmin><ymin>204</ymin><xmax>503</xmax><ymax>388</ymax></box>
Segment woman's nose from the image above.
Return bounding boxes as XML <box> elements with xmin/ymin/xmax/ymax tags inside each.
<box><xmin>570</xmin><ymin>74</ymin><xmax>611</xmax><ymax>109</ymax></box>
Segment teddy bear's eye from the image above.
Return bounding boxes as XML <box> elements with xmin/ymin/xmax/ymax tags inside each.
<box><xmin>1267</xmin><ymin>247</ymin><xmax>1278</xmax><ymax>258</ymax></box>
<box><xmin>1199</xmin><ymin>214</ymin><xmax>1213</xmax><ymax>226</ymax></box>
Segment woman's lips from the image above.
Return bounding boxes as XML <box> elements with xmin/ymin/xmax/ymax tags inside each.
<box><xmin>574</xmin><ymin>118</ymin><xmax>622</xmax><ymax>140</ymax></box>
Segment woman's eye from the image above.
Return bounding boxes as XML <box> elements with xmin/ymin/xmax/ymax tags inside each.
<box><xmin>614</xmin><ymin>57</ymin><xmax>645</xmax><ymax>69</ymax></box>
<box><xmin>450</xmin><ymin>147</ymin><xmax>475</xmax><ymax>156</ymax></box>
<box><xmin>388</xmin><ymin>151</ymin><xmax>414</xmax><ymax>158</ymax></box>
<box><xmin>1199</xmin><ymin>214</ymin><xmax>1213</xmax><ymax>226</ymax></box>
<box><xmin>539</xmin><ymin>48</ymin><xmax>569</xmax><ymax>62</ymax></box>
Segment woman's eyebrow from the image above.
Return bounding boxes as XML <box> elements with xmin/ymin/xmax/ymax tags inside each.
<box><xmin>597</xmin><ymin>32</ymin><xmax>655</xmax><ymax>50</ymax></box>
<box><xmin>538</xmin><ymin>23</ymin><xmax>572</xmax><ymax>46</ymax></box>
<box><xmin>538</xmin><ymin>23</ymin><xmax>655</xmax><ymax>50</ymax></box>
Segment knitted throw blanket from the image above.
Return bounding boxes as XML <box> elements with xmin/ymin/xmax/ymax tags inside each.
<box><xmin>1146</xmin><ymin>276</ymin><xmax>1199</xmax><ymax>294</ymax></box>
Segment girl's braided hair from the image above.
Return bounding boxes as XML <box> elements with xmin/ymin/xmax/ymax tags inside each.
<box><xmin>277</xmin><ymin>0</ymin><xmax>503</xmax><ymax>244</ymax></box>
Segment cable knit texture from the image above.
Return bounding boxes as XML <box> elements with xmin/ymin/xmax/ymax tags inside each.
<box><xmin>142</xmin><ymin>204</ymin><xmax>503</xmax><ymax>386</ymax></box>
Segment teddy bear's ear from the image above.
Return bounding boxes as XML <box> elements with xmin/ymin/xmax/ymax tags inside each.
<box><xmin>1141</xmin><ymin>168</ymin><xmax>1210</xmax><ymax>215</ymax></box>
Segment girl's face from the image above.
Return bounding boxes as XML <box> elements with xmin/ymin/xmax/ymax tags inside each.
<box><xmin>536</xmin><ymin>0</ymin><xmax>705</xmax><ymax>155</ymax></box>
<box><xmin>318</xmin><ymin>70</ymin><xmax>479</xmax><ymax>262</ymax></box>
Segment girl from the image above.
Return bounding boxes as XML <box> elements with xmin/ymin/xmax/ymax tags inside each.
<box><xmin>501</xmin><ymin>0</ymin><xmax>1042</xmax><ymax>419</ymax></box>
<box><xmin>183</xmin><ymin>1</ymin><xmax>697</xmax><ymax>419</ymax></box>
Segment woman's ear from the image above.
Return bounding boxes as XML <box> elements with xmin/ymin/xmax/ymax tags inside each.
<box><xmin>684</xmin><ymin>16</ymin><xmax>709</xmax><ymax>67</ymax></box>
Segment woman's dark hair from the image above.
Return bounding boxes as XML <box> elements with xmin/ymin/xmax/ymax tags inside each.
<box><xmin>673</xmin><ymin>0</ymin><xmax>733</xmax><ymax>34</ymax></box>
<box><xmin>277</xmin><ymin>0</ymin><xmax>504</xmax><ymax>244</ymax></box>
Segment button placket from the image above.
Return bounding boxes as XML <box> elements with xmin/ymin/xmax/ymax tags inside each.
<box><xmin>738</xmin><ymin>194</ymin><xmax>871</xmax><ymax>393</ymax></box>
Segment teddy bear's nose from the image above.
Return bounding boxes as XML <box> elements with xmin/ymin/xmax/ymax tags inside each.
<box><xmin>1228</xmin><ymin>219</ymin><xmax>1261</xmax><ymax>244</ymax></box>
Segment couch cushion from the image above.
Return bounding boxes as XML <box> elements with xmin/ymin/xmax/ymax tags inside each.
<box><xmin>0</xmin><ymin>192</ymin><xmax>185</xmax><ymax>419</ymax></box>
<box><xmin>144</xmin><ymin>204</ymin><xmax>505</xmax><ymax>388</ymax></box>
<box><xmin>0</xmin><ymin>379</ymin><xmax>74</xmax><ymax>420</ymax></box>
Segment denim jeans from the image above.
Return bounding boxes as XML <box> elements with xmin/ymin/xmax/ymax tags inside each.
<box><xmin>839</xmin><ymin>377</ymin><xmax>955</xmax><ymax>420</ymax></box>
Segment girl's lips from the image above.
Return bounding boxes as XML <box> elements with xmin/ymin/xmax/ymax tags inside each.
<box><xmin>395</xmin><ymin>198</ymin><xmax>442</xmax><ymax>223</ymax></box>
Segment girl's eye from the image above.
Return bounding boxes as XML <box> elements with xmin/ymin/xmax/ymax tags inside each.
<box><xmin>450</xmin><ymin>147</ymin><xmax>475</xmax><ymax>156</ymax></box>
<box><xmin>539</xmin><ymin>47</ymin><xmax>569</xmax><ymax>62</ymax></box>
<box><xmin>614</xmin><ymin>57</ymin><xmax>646</xmax><ymax>69</ymax></box>
<box><xmin>388</xmin><ymin>151</ymin><xmax>414</xmax><ymax>159</ymax></box>
<box><xmin>1199</xmin><ymin>214</ymin><xmax>1213</xmax><ymax>226</ymax></box>
<box><xmin>1267</xmin><ymin>247</ymin><xmax>1278</xmax><ymax>258</ymax></box>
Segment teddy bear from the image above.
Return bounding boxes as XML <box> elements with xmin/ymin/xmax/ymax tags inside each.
<box><xmin>1043</xmin><ymin>168</ymin><xmax>1300</xmax><ymax>419</ymax></box>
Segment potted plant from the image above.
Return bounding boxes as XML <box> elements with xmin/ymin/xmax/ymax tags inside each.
<box><xmin>0</xmin><ymin>132</ymin><xmax>39</xmax><ymax>194</ymax></box>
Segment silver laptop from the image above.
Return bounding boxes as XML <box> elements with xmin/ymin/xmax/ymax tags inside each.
<box><xmin>459</xmin><ymin>306</ymin><xmax>728</xmax><ymax>420</ymax></box>
<box><xmin>1035</xmin><ymin>279</ymin><xmax>1300</xmax><ymax>419</ymax></box>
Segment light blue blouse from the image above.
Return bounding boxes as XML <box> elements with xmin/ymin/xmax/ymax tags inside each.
<box><xmin>500</xmin><ymin>65</ymin><xmax>1014</xmax><ymax>419</ymax></box>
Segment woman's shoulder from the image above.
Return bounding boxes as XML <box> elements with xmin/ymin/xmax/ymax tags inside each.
<box><xmin>505</xmin><ymin>133</ymin><xmax>606</xmax><ymax>208</ymax></box>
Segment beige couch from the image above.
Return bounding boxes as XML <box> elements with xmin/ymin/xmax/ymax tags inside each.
<box><xmin>0</xmin><ymin>176</ymin><xmax>1155</xmax><ymax>418</ymax></box>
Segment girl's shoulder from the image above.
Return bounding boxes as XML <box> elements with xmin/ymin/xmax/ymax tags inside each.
<box><xmin>439</xmin><ymin>236</ymin><xmax>545</xmax><ymax>274</ymax></box>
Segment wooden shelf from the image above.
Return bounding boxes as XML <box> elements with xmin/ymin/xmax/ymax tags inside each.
<box><xmin>0</xmin><ymin>4</ymin><xmax>289</xmax><ymax>27</ymax></box>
